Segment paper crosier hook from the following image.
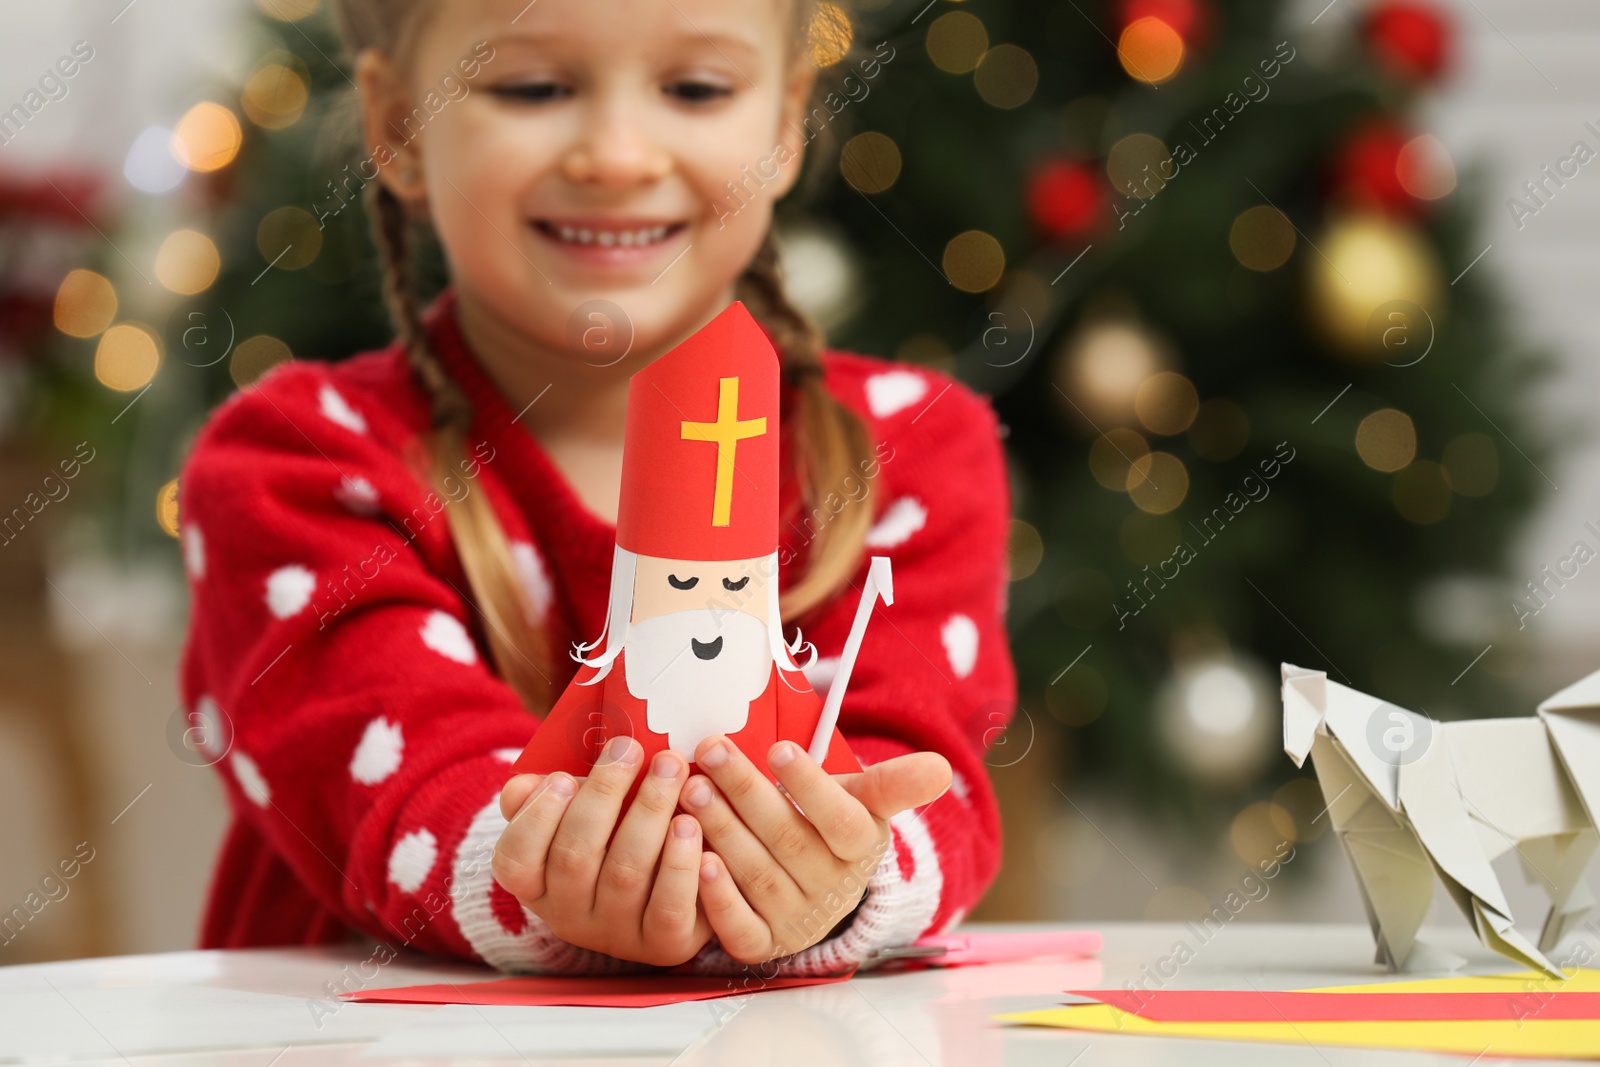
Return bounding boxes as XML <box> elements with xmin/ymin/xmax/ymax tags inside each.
<box><xmin>808</xmin><ymin>555</ymin><xmax>893</xmax><ymax>764</ymax></box>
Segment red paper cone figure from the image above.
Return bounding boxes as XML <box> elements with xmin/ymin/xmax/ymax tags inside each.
<box><xmin>512</xmin><ymin>302</ymin><xmax>865</xmax><ymax>787</ymax></box>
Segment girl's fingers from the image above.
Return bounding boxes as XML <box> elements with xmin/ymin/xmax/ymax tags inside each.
<box><xmin>490</xmin><ymin>773</ymin><xmax>577</xmax><ymax>902</ymax></box>
<box><xmin>680</xmin><ymin>772</ymin><xmax>803</xmax><ymax>909</ymax></box>
<box><xmin>693</xmin><ymin>736</ymin><xmax>823</xmax><ymax>869</ymax></box>
<box><xmin>641</xmin><ymin>814</ymin><xmax>706</xmax><ymax>960</ymax></box>
<box><xmin>597</xmin><ymin>749</ymin><xmax>688</xmax><ymax>913</ymax></box>
<box><xmin>767</xmin><ymin>742</ymin><xmax>879</xmax><ymax>863</ymax></box>
<box><xmin>837</xmin><ymin>752</ymin><xmax>953</xmax><ymax>822</ymax></box>
<box><xmin>545</xmin><ymin>736</ymin><xmax>642</xmax><ymax>900</ymax></box>
<box><xmin>698</xmin><ymin>851</ymin><xmax>774</xmax><ymax>964</ymax></box>
<box><xmin>499</xmin><ymin>773</ymin><xmax>545</xmax><ymax>822</ymax></box>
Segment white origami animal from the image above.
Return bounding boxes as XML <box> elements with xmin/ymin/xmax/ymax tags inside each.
<box><xmin>1282</xmin><ymin>663</ymin><xmax>1600</xmax><ymax>979</ymax></box>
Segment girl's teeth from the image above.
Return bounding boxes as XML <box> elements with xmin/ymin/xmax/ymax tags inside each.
<box><xmin>546</xmin><ymin>224</ymin><xmax>675</xmax><ymax>246</ymax></box>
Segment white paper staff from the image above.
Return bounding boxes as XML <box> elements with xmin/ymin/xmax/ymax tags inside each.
<box><xmin>808</xmin><ymin>555</ymin><xmax>894</xmax><ymax>765</ymax></box>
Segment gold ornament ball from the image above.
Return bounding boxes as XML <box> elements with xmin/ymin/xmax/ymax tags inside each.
<box><xmin>1308</xmin><ymin>213</ymin><xmax>1442</xmax><ymax>357</ymax></box>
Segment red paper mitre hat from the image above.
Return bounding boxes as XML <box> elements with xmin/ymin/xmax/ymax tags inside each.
<box><xmin>615</xmin><ymin>301</ymin><xmax>779</xmax><ymax>561</ymax></box>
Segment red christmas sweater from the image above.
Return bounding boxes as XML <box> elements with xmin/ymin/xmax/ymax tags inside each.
<box><xmin>180</xmin><ymin>286</ymin><xmax>1015</xmax><ymax>975</ymax></box>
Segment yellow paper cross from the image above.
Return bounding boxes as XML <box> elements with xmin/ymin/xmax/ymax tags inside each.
<box><xmin>681</xmin><ymin>376</ymin><xmax>766</xmax><ymax>527</ymax></box>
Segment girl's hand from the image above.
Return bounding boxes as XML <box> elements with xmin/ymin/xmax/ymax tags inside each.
<box><xmin>492</xmin><ymin>737</ymin><xmax>712</xmax><ymax>967</ymax></box>
<box><xmin>683</xmin><ymin>735</ymin><xmax>952</xmax><ymax>964</ymax></box>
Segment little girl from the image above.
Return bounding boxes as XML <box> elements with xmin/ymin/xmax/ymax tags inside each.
<box><xmin>181</xmin><ymin>0</ymin><xmax>1015</xmax><ymax>975</ymax></box>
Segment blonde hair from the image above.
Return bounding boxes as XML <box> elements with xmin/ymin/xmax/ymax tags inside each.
<box><xmin>330</xmin><ymin>0</ymin><xmax>875</xmax><ymax>714</ymax></box>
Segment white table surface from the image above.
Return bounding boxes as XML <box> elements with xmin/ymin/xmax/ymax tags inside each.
<box><xmin>0</xmin><ymin>922</ymin><xmax>1543</xmax><ymax>1065</ymax></box>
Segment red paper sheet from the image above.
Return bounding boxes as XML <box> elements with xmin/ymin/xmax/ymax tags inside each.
<box><xmin>1071</xmin><ymin>989</ymin><xmax>1600</xmax><ymax>1022</ymax></box>
<box><xmin>343</xmin><ymin>971</ymin><xmax>854</xmax><ymax>1007</ymax></box>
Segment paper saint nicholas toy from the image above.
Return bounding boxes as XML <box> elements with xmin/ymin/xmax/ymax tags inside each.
<box><xmin>513</xmin><ymin>301</ymin><xmax>892</xmax><ymax>787</ymax></box>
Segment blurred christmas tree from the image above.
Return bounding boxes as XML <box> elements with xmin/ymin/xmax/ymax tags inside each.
<box><xmin>39</xmin><ymin>0</ymin><xmax>1547</xmax><ymax>842</ymax></box>
<box><xmin>802</xmin><ymin>0</ymin><xmax>1547</xmax><ymax>843</ymax></box>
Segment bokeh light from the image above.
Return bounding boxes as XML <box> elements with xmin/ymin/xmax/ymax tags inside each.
<box><xmin>1117</xmin><ymin>17</ymin><xmax>1185</xmax><ymax>85</ymax></box>
<box><xmin>1057</xmin><ymin>318</ymin><xmax>1171</xmax><ymax>426</ymax></box>
<box><xmin>54</xmin><ymin>270</ymin><xmax>117</xmax><ymax>338</ymax></box>
<box><xmin>256</xmin><ymin>206</ymin><xmax>323</xmax><ymax>270</ymax></box>
<box><xmin>1231</xmin><ymin>801</ymin><xmax>1293</xmax><ymax>866</ymax></box>
<box><xmin>1090</xmin><ymin>427</ymin><xmax>1151</xmax><ymax>490</ymax></box>
<box><xmin>95</xmin><ymin>323</ymin><xmax>161</xmax><ymax>392</ymax></box>
<box><xmin>1134</xmin><ymin>371</ymin><xmax>1199</xmax><ymax>435</ymax></box>
<box><xmin>1008</xmin><ymin>519</ymin><xmax>1045</xmax><ymax>580</ymax></box>
<box><xmin>807</xmin><ymin>2</ymin><xmax>853</xmax><ymax>67</ymax></box>
<box><xmin>1229</xmin><ymin>205</ymin><xmax>1296</xmax><ymax>271</ymax></box>
<box><xmin>124</xmin><ymin>125</ymin><xmax>187</xmax><ymax>194</ymax></box>
<box><xmin>1273</xmin><ymin>777</ymin><xmax>1330</xmax><ymax>843</ymax></box>
<box><xmin>839</xmin><ymin>131</ymin><xmax>901</xmax><ymax>193</ymax></box>
<box><xmin>1394</xmin><ymin>460</ymin><xmax>1451</xmax><ymax>524</ymax></box>
<box><xmin>1396</xmin><ymin>134</ymin><xmax>1457</xmax><ymax>201</ymax></box>
<box><xmin>974</xmin><ymin>44</ymin><xmax>1038</xmax><ymax>109</ymax></box>
<box><xmin>156</xmin><ymin>479</ymin><xmax>181</xmax><ymax>538</ymax></box>
<box><xmin>943</xmin><ymin>230</ymin><xmax>1005</xmax><ymax>292</ymax></box>
<box><xmin>171</xmin><ymin>102</ymin><xmax>243</xmax><ymax>173</ymax></box>
<box><xmin>1105</xmin><ymin>133</ymin><xmax>1172</xmax><ymax>200</ymax></box>
<box><xmin>154</xmin><ymin>229</ymin><xmax>221</xmax><ymax>295</ymax></box>
<box><xmin>1310</xmin><ymin>214</ymin><xmax>1441</xmax><ymax>354</ymax></box>
<box><xmin>1127</xmin><ymin>451</ymin><xmax>1190</xmax><ymax>513</ymax></box>
<box><xmin>230</xmin><ymin>335</ymin><xmax>294</xmax><ymax>388</ymax></box>
<box><xmin>926</xmin><ymin>11</ymin><xmax>988</xmax><ymax>74</ymax></box>
<box><xmin>1355</xmin><ymin>408</ymin><xmax>1416</xmax><ymax>472</ymax></box>
<box><xmin>242</xmin><ymin>61</ymin><xmax>310</xmax><ymax>129</ymax></box>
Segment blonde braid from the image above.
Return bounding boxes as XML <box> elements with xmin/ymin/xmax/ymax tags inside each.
<box><xmin>368</xmin><ymin>182</ymin><xmax>555</xmax><ymax>712</ymax></box>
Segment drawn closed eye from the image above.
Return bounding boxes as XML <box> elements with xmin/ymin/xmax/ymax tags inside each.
<box><xmin>668</xmin><ymin>574</ymin><xmax>698</xmax><ymax>590</ymax></box>
<box><xmin>722</xmin><ymin>577</ymin><xmax>749</xmax><ymax>592</ymax></box>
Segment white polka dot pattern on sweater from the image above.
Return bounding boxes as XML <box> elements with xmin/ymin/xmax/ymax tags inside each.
<box><xmin>387</xmin><ymin>828</ymin><xmax>437</xmax><ymax>894</ymax></box>
<box><xmin>183</xmin><ymin>524</ymin><xmax>206</xmax><ymax>579</ymax></box>
<box><xmin>265</xmin><ymin>565</ymin><xmax>316</xmax><ymax>619</ymax></box>
<box><xmin>866</xmin><ymin>496</ymin><xmax>927</xmax><ymax>549</ymax></box>
<box><xmin>318</xmin><ymin>384</ymin><xmax>367</xmax><ymax>434</ymax></box>
<box><xmin>421</xmin><ymin>610</ymin><xmax>477</xmax><ymax>665</ymax></box>
<box><xmin>864</xmin><ymin>370</ymin><xmax>928</xmax><ymax>418</ymax></box>
<box><xmin>509</xmin><ymin>541</ymin><xmax>553</xmax><ymax>624</ymax></box>
<box><xmin>231</xmin><ymin>752</ymin><xmax>271</xmax><ymax>807</ymax></box>
<box><xmin>350</xmin><ymin>717</ymin><xmax>404</xmax><ymax>785</ymax></box>
<box><xmin>335</xmin><ymin>475</ymin><xmax>380</xmax><ymax>514</ymax></box>
<box><xmin>940</xmin><ymin>613</ymin><xmax>979</xmax><ymax>678</ymax></box>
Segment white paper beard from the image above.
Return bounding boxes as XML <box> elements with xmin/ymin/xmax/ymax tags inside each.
<box><xmin>624</xmin><ymin>608</ymin><xmax>773</xmax><ymax>757</ymax></box>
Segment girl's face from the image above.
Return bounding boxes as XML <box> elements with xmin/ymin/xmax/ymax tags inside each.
<box><xmin>362</xmin><ymin>0</ymin><xmax>815</xmax><ymax>361</ymax></box>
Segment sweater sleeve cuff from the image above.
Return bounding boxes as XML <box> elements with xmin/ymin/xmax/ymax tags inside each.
<box><xmin>447</xmin><ymin>796</ymin><xmax>648</xmax><ymax>975</ymax></box>
<box><xmin>682</xmin><ymin>807</ymin><xmax>945</xmax><ymax>977</ymax></box>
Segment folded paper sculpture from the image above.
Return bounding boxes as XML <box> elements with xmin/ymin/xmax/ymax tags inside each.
<box><xmin>1282</xmin><ymin>663</ymin><xmax>1600</xmax><ymax>979</ymax></box>
<box><xmin>514</xmin><ymin>302</ymin><xmax>890</xmax><ymax>784</ymax></box>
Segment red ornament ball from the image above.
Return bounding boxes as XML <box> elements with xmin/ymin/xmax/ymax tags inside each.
<box><xmin>1116</xmin><ymin>0</ymin><xmax>1210</xmax><ymax>45</ymax></box>
<box><xmin>1027</xmin><ymin>159</ymin><xmax>1103</xmax><ymax>240</ymax></box>
<box><xmin>1333</xmin><ymin>122</ymin><xmax>1413</xmax><ymax>212</ymax></box>
<box><xmin>1365</xmin><ymin>0</ymin><xmax>1452</xmax><ymax>82</ymax></box>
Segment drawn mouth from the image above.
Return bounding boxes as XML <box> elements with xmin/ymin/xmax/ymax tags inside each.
<box><xmin>691</xmin><ymin>636</ymin><xmax>723</xmax><ymax>661</ymax></box>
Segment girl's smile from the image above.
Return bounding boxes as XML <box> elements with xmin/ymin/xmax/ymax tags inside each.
<box><xmin>529</xmin><ymin>215</ymin><xmax>690</xmax><ymax>273</ymax></box>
